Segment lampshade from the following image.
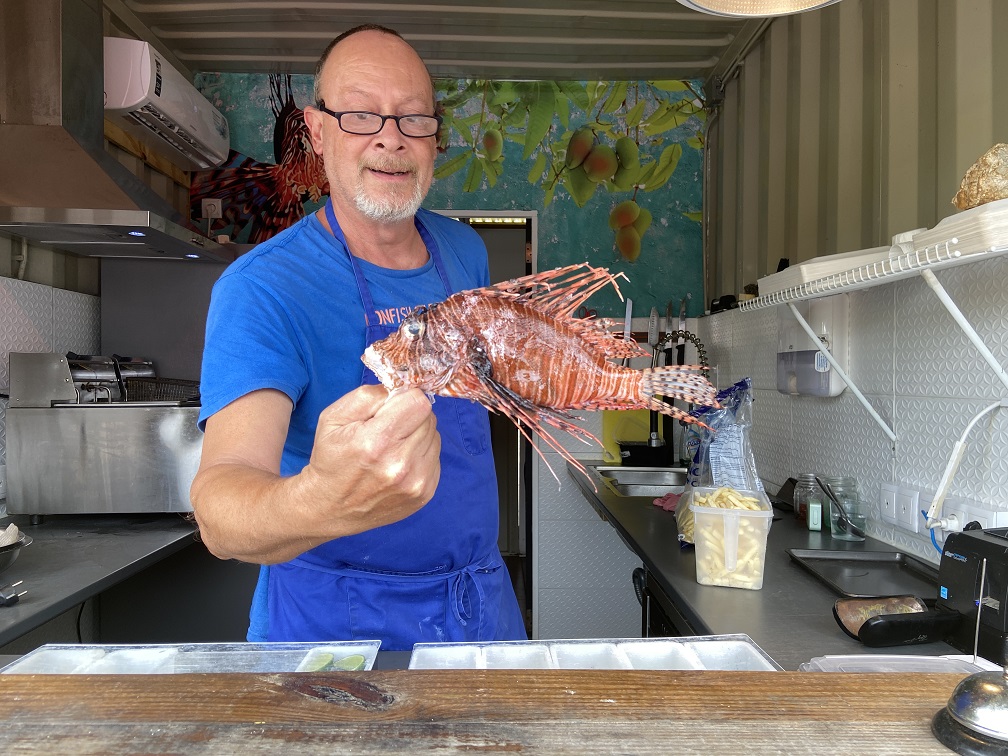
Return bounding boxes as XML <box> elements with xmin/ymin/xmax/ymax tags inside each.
<box><xmin>676</xmin><ymin>0</ymin><xmax>842</xmax><ymax>17</ymax></box>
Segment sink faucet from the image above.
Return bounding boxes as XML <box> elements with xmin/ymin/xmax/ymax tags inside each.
<box><xmin>650</xmin><ymin>329</ymin><xmax>710</xmax><ymax>453</ymax></box>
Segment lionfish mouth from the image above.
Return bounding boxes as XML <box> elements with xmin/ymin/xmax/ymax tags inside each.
<box><xmin>362</xmin><ymin>345</ymin><xmax>406</xmax><ymax>391</ymax></box>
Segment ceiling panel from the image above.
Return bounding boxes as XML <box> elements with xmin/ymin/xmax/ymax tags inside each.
<box><xmin>110</xmin><ymin>0</ymin><xmax>761</xmax><ymax>82</ymax></box>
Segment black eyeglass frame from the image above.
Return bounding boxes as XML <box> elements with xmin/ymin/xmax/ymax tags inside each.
<box><xmin>314</xmin><ymin>102</ymin><xmax>443</xmax><ymax>138</ymax></box>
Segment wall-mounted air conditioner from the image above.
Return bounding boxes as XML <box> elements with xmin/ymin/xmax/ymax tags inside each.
<box><xmin>103</xmin><ymin>37</ymin><xmax>229</xmax><ymax>171</ymax></box>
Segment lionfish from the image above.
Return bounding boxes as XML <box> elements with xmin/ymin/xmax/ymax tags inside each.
<box><xmin>362</xmin><ymin>263</ymin><xmax>719</xmax><ymax>483</ymax></box>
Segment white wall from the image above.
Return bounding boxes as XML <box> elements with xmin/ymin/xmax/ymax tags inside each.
<box><xmin>695</xmin><ymin>253</ymin><xmax>1008</xmax><ymax>565</ymax></box>
<box><xmin>0</xmin><ymin>276</ymin><xmax>101</xmax><ymax>467</ymax></box>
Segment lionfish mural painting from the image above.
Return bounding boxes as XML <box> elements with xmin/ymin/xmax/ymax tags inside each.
<box><xmin>190</xmin><ymin>74</ymin><xmax>328</xmax><ymax>244</ymax></box>
<box><xmin>363</xmin><ymin>263</ymin><xmax>720</xmax><ymax>485</ymax></box>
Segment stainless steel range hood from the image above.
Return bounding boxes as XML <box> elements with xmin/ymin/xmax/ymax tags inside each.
<box><xmin>0</xmin><ymin>0</ymin><xmax>230</xmax><ymax>263</ymax></box>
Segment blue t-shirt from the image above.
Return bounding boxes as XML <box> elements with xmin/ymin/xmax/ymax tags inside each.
<box><xmin>199</xmin><ymin>208</ymin><xmax>495</xmax><ymax>640</ymax></box>
<box><xmin>199</xmin><ymin>206</ymin><xmax>490</xmax><ymax>481</ymax></box>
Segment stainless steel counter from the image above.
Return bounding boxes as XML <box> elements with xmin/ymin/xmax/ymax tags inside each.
<box><xmin>566</xmin><ymin>461</ymin><xmax>961</xmax><ymax>670</ymax></box>
<box><xmin>0</xmin><ymin>513</ymin><xmax>197</xmax><ymax>647</ymax></box>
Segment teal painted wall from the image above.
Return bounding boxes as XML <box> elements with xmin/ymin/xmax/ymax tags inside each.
<box><xmin>194</xmin><ymin>74</ymin><xmax>705</xmax><ymax>318</ymax></box>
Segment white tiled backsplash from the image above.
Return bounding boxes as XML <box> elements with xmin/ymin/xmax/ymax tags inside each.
<box><xmin>0</xmin><ymin>276</ymin><xmax>101</xmax><ymax>463</ymax></box>
<box><xmin>695</xmin><ymin>254</ymin><xmax>1008</xmax><ymax>565</ymax></box>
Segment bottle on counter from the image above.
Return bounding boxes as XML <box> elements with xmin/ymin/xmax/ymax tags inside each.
<box><xmin>793</xmin><ymin>474</ymin><xmax>821</xmax><ymax>524</ymax></box>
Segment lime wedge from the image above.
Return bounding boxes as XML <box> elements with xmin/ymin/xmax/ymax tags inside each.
<box><xmin>330</xmin><ymin>653</ymin><xmax>366</xmax><ymax>671</ymax></box>
<box><xmin>302</xmin><ymin>652</ymin><xmax>334</xmax><ymax>672</ymax></box>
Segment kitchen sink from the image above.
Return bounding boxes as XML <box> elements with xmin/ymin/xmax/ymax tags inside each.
<box><xmin>591</xmin><ymin>465</ymin><xmax>687</xmax><ymax>498</ymax></box>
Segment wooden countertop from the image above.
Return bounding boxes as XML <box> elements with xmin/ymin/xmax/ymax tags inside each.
<box><xmin>0</xmin><ymin>671</ymin><xmax>963</xmax><ymax>753</ymax></box>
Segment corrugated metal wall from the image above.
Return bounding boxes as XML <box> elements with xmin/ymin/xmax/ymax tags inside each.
<box><xmin>706</xmin><ymin>0</ymin><xmax>1008</xmax><ymax>302</ymax></box>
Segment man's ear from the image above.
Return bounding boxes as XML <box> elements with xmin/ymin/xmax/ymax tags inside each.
<box><xmin>303</xmin><ymin>106</ymin><xmax>326</xmax><ymax>156</ymax></box>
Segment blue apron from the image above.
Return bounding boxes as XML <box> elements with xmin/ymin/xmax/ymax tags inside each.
<box><xmin>264</xmin><ymin>200</ymin><xmax>526</xmax><ymax>650</ymax></box>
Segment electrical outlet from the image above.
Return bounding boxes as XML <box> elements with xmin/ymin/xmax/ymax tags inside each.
<box><xmin>960</xmin><ymin>503</ymin><xmax>990</xmax><ymax>530</ymax></box>
<box><xmin>940</xmin><ymin>496</ymin><xmax>968</xmax><ymax>534</ymax></box>
<box><xmin>201</xmin><ymin>198</ymin><xmax>224</xmax><ymax>220</ymax></box>
<box><xmin>879</xmin><ymin>483</ymin><xmax>899</xmax><ymax>526</ymax></box>
<box><xmin>896</xmin><ymin>486</ymin><xmax>920</xmax><ymax>533</ymax></box>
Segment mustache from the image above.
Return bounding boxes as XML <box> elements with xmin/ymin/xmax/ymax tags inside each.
<box><xmin>361</xmin><ymin>157</ymin><xmax>416</xmax><ymax>175</ymax></box>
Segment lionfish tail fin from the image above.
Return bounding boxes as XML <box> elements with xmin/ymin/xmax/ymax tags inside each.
<box><xmin>641</xmin><ymin>366</ymin><xmax>720</xmax><ymax>410</ymax></box>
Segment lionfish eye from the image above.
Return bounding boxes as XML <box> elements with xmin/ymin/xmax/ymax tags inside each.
<box><xmin>404</xmin><ymin>318</ymin><xmax>424</xmax><ymax>339</ymax></box>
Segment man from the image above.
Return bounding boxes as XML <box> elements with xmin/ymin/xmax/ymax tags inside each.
<box><xmin>191</xmin><ymin>25</ymin><xmax>526</xmax><ymax>649</ymax></box>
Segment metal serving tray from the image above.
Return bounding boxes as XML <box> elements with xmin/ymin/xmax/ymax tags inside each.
<box><xmin>787</xmin><ymin>549</ymin><xmax>939</xmax><ymax>601</ymax></box>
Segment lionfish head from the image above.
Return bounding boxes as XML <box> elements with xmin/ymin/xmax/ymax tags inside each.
<box><xmin>362</xmin><ymin>305</ymin><xmax>459</xmax><ymax>393</ymax></box>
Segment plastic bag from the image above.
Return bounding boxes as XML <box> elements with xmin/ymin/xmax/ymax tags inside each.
<box><xmin>676</xmin><ymin>377</ymin><xmax>764</xmax><ymax>544</ymax></box>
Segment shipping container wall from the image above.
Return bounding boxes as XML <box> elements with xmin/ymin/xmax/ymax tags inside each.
<box><xmin>699</xmin><ymin>0</ymin><xmax>1008</xmax><ymax>564</ymax></box>
<box><xmin>707</xmin><ymin>0</ymin><xmax>1008</xmax><ymax>301</ymax></box>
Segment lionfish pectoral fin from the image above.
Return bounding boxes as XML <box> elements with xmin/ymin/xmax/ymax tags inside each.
<box><xmin>465</xmin><ymin>365</ymin><xmax>599</xmax><ymax>489</ymax></box>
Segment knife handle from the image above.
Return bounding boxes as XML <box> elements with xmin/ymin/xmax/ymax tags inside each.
<box><xmin>857</xmin><ymin>609</ymin><xmax>961</xmax><ymax>647</ymax></box>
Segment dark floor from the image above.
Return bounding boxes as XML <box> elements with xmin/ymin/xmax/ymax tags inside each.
<box><xmin>503</xmin><ymin>554</ymin><xmax>532</xmax><ymax>636</ymax></box>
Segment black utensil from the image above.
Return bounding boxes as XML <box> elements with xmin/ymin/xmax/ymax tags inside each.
<box><xmin>815</xmin><ymin>476</ymin><xmax>867</xmax><ymax>539</ymax></box>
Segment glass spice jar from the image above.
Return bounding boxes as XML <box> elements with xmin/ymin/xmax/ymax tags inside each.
<box><xmin>793</xmin><ymin>473</ymin><xmax>821</xmax><ymax>523</ymax></box>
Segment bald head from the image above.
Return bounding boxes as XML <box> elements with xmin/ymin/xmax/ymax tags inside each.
<box><xmin>313</xmin><ymin>25</ymin><xmax>435</xmax><ymax>111</ymax></box>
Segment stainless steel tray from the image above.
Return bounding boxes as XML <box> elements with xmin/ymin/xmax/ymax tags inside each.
<box><xmin>787</xmin><ymin>549</ymin><xmax>939</xmax><ymax>601</ymax></box>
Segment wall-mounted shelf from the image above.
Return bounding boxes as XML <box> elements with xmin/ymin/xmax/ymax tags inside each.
<box><xmin>739</xmin><ymin>239</ymin><xmax>1008</xmax><ymax>451</ymax></box>
<box><xmin>741</xmin><ymin>241</ymin><xmax>1008</xmax><ymax>311</ymax></box>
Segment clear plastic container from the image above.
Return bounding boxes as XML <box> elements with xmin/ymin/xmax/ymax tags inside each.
<box><xmin>690</xmin><ymin>487</ymin><xmax>774</xmax><ymax>590</ymax></box>
<box><xmin>800</xmin><ymin>654</ymin><xmax>1000</xmax><ymax>673</ymax></box>
<box><xmin>408</xmin><ymin>635</ymin><xmax>782</xmax><ymax>671</ymax></box>
<box><xmin>1</xmin><ymin>641</ymin><xmax>382</xmax><ymax>674</ymax></box>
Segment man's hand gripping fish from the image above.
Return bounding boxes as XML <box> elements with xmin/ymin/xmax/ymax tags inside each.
<box><xmin>362</xmin><ymin>263</ymin><xmax>719</xmax><ymax>483</ymax></box>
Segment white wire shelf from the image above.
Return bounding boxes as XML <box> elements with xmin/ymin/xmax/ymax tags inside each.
<box><xmin>740</xmin><ymin>240</ymin><xmax>1008</xmax><ymax>310</ymax></box>
<box><xmin>738</xmin><ymin>235</ymin><xmax>1008</xmax><ymax>451</ymax></box>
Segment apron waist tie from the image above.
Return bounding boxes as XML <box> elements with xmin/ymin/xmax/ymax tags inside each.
<box><xmin>290</xmin><ymin>551</ymin><xmax>503</xmax><ymax>631</ymax></box>
<box><xmin>450</xmin><ymin>562</ymin><xmax>489</xmax><ymax>628</ymax></box>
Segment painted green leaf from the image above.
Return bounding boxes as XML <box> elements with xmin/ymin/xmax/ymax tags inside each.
<box><xmin>586</xmin><ymin>81</ymin><xmax>608</xmax><ymax>111</ymax></box>
<box><xmin>557</xmin><ymin>81</ymin><xmax>589</xmax><ymax>111</ymax></box>
<box><xmin>625</xmin><ymin>100</ymin><xmax>647</xmax><ymax>128</ymax></box>
<box><xmin>651</xmin><ymin>80</ymin><xmax>689</xmax><ymax>93</ymax></box>
<box><xmin>601</xmin><ymin>81</ymin><xmax>630</xmax><ymax>114</ymax></box>
<box><xmin>523</xmin><ymin>83</ymin><xmax>555</xmax><ymax>161</ymax></box>
<box><xmin>514</xmin><ymin>81</ymin><xmax>537</xmax><ymax>104</ymax></box>
<box><xmin>643</xmin><ymin>102</ymin><xmax>690</xmax><ymax>136</ymax></box>
<box><xmin>643</xmin><ymin>143</ymin><xmax>683</xmax><ymax>191</ymax></box>
<box><xmin>564</xmin><ymin>167</ymin><xmax>597</xmax><ymax>208</ymax></box>
<box><xmin>636</xmin><ymin>160</ymin><xmax>658</xmax><ymax>187</ymax></box>
<box><xmin>463</xmin><ymin>157</ymin><xmax>484</xmax><ymax>193</ymax></box>
<box><xmin>438</xmin><ymin>81</ymin><xmax>478</xmax><ymax>109</ymax></box>
<box><xmin>528</xmin><ymin>151</ymin><xmax>548</xmax><ymax>184</ymax></box>
<box><xmin>686</xmin><ymin>136</ymin><xmax>704</xmax><ymax>150</ymax></box>
<box><xmin>543</xmin><ymin>180</ymin><xmax>557</xmax><ymax>208</ymax></box>
<box><xmin>555</xmin><ymin>90</ymin><xmax>570</xmax><ymax>129</ymax></box>
<box><xmin>479</xmin><ymin>157</ymin><xmax>499</xmax><ymax>188</ymax></box>
<box><xmin>489</xmin><ymin>81</ymin><xmax>519</xmax><ymax>106</ymax></box>
<box><xmin>504</xmin><ymin>105</ymin><xmax>527</xmax><ymax>129</ymax></box>
<box><xmin>683</xmin><ymin>211</ymin><xmax>703</xmax><ymax>223</ymax></box>
<box><xmin>433</xmin><ymin>150</ymin><xmax>471</xmax><ymax>179</ymax></box>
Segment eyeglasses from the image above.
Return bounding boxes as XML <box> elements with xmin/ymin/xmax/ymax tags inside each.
<box><xmin>315</xmin><ymin>102</ymin><xmax>442</xmax><ymax>138</ymax></box>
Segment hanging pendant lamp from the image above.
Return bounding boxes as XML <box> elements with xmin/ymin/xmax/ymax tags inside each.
<box><xmin>676</xmin><ymin>0</ymin><xmax>842</xmax><ymax>17</ymax></box>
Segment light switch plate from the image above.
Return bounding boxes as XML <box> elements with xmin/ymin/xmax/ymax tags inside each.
<box><xmin>880</xmin><ymin>483</ymin><xmax>899</xmax><ymax>526</ymax></box>
<box><xmin>896</xmin><ymin>487</ymin><xmax>921</xmax><ymax>533</ymax></box>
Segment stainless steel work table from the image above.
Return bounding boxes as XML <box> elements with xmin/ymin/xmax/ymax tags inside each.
<box><xmin>566</xmin><ymin>461</ymin><xmax>963</xmax><ymax>670</ymax></box>
<box><xmin>0</xmin><ymin>513</ymin><xmax>197</xmax><ymax>647</ymax></box>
